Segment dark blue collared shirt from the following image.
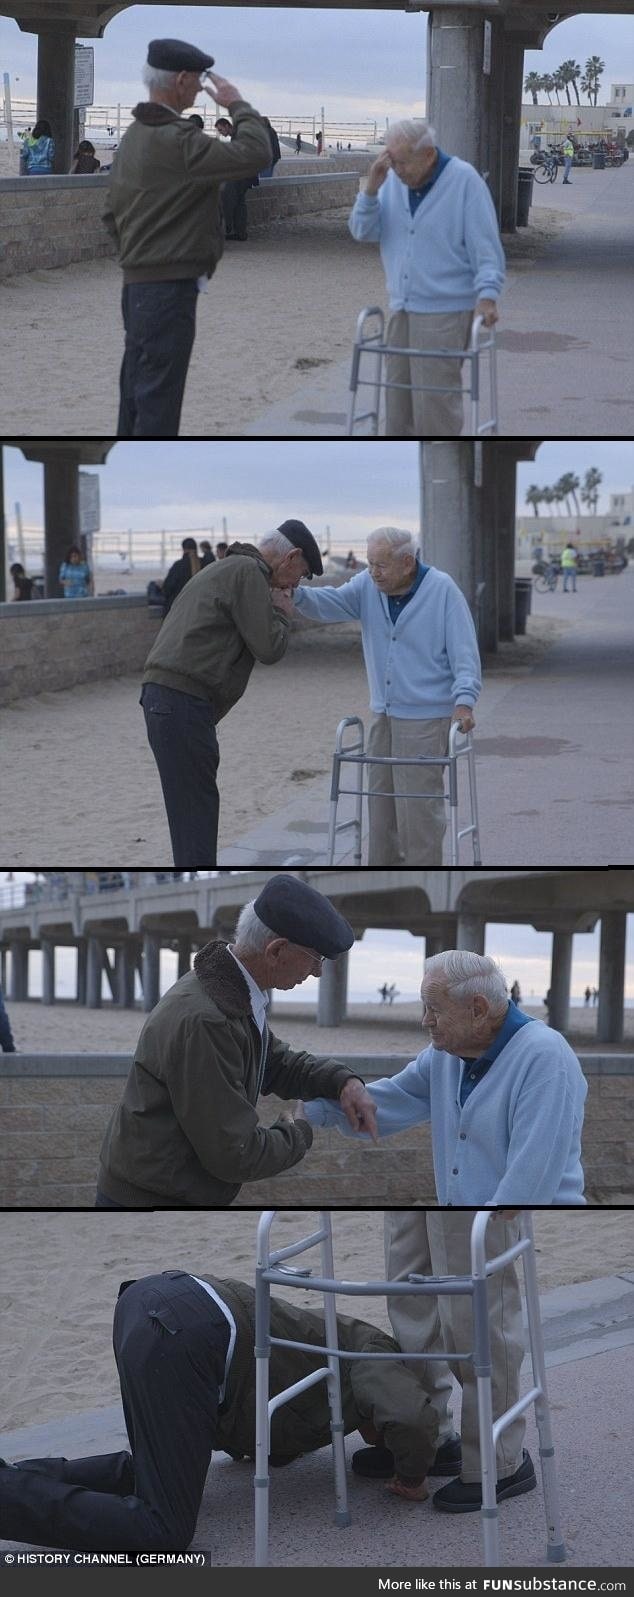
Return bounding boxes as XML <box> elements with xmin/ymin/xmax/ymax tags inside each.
<box><xmin>459</xmin><ymin>999</ymin><xmax>535</xmax><ymax>1107</ymax></box>
<box><xmin>386</xmin><ymin>558</ymin><xmax>429</xmax><ymax>624</ymax></box>
<box><xmin>407</xmin><ymin>148</ymin><xmax>452</xmax><ymax>216</ymax></box>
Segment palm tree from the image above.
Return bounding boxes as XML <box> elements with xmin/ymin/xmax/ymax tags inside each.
<box><xmin>582</xmin><ymin>467</ymin><xmax>603</xmax><ymax>514</ymax></box>
<box><xmin>550</xmin><ymin>480</ymin><xmax>567</xmax><ymax>515</ymax></box>
<box><xmin>557</xmin><ymin>62</ymin><xmax>573</xmax><ymax>107</ymax></box>
<box><xmin>524</xmin><ymin>72</ymin><xmax>543</xmax><ymax>106</ymax></box>
<box><xmin>555</xmin><ymin>474</ymin><xmax>581</xmax><ymax>517</ymax></box>
<box><xmin>541</xmin><ymin>74</ymin><xmax>556</xmax><ymax>105</ymax></box>
<box><xmin>525</xmin><ymin>486</ymin><xmax>544</xmax><ymax>517</ymax></box>
<box><xmin>559</xmin><ymin>60</ymin><xmax>582</xmax><ymax>107</ymax></box>
<box><xmin>552</xmin><ymin>67</ymin><xmax>567</xmax><ymax>106</ymax></box>
<box><xmin>583</xmin><ymin>56</ymin><xmax>605</xmax><ymax>108</ymax></box>
<box><xmin>541</xmin><ymin>487</ymin><xmax>556</xmax><ymax>514</ymax></box>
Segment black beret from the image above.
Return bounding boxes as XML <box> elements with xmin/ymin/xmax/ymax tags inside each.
<box><xmin>277</xmin><ymin>519</ymin><xmax>323</xmax><ymax>580</ymax></box>
<box><xmin>147</xmin><ymin>38</ymin><xmax>214</xmax><ymax>72</ymax></box>
<box><xmin>254</xmin><ymin>874</ymin><xmax>354</xmax><ymax>959</ymax></box>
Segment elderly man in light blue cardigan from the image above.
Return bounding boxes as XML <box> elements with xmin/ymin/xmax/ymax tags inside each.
<box><xmin>349</xmin><ymin>118</ymin><xmax>505</xmax><ymax>437</ymax></box>
<box><xmin>292</xmin><ymin>526</ymin><xmax>481</xmax><ymax>865</ymax></box>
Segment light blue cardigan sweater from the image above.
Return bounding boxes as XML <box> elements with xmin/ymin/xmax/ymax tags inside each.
<box><xmin>293</xmin><ymin>565</ymin><xmax>481</xmax><ymax>719</ymax></box>
<box><xmin>348</xmin><ymin>159</ymin><xmax>506</xmax><ymax>313</ymax></box>
<box><xmin>303</xmin><ymin>1020</ymin><xmax>588</xmax><ymax>1204</ymax></box>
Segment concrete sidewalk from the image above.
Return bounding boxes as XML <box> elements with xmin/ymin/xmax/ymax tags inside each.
<box><xmin>2</xmin><ymin>1270</ymin><xmax>633</xmax><ymax>1565</ymax></box>
<box><xmin>244</xmin><ymin>162</ymin><xmax>634</xmax><ymax>439</ymax></box>
<box><xmin>219</xmin><ymin>565</ymin><xmax>634</xmax><ymax>866</ymax></box>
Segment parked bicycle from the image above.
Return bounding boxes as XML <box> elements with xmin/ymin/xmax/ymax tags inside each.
<box><xmin>531</xmin><ymin>150</ymin><xmax>559</xmax><ymax>184</ymax></box>
<box><xmin>533</xmin><ymin>560</ymin><xmax>561</xmax><ymax>592</ymax></box>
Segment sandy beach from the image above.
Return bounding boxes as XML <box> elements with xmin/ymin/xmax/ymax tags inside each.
<box><xmin>5</xmin><ymin>995</ymin><xmax>634</xmax><ymax>1058</ymax></box>
<box><xmin>0</xmin><ymin>188</ymin><xmax>568</xmax><ymax>438</ymax></box>
<box><xmin>1</xmin><ymin>614</ymin><xmax>569</xmax><ymax>865</ymax></box>
<box><xmin>1</xmin><ymin>1207</ymin><xmax>632</xmax><ymax>1433</ymax></box>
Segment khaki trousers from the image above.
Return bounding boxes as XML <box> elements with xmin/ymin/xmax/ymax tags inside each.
<box><xmin>367</xmin><ymin>712</ymin><xmax>451</xmax><ymax>866</ymax></box>
<box><xmin>385</xmin><ymin>309</ymin><xmax>474</xmax><ymax>437</ymax></box>
<box><xmin>385</xmin><ymin>1211</ymin><xmax>526</xmax><ymax>1482</ymax></box>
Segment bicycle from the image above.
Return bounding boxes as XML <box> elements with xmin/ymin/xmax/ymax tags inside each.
<box><xmin>534</xmin><ymin>561</ymin><xmax>560</xmax><ymax>592</ymax></box>
<box><xmin>531</xmin><ymin>150</ymin><xmax>559</xmax><ymax>184</ymax></box>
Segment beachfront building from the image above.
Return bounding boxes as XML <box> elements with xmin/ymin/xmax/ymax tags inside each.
<box><xmin>0</xmin><ymin>868</ymin><xmax>631</xmax><ymax>1042</ymax></box>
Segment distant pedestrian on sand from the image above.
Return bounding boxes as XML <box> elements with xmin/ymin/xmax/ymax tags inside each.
<box><xmin>10</xmin><ymin>562</ymin><xmax>35</xmax><ymax>601</ymax></box>
<box><xmin>510</xmin><ymin>980</ymin><xmax>522</xmax><ymax>1005</ymax></box>
<box><xmin>584</xmin><ymin>986</ymin><xmax>591</xmax><ymax>1007</ymax></box>
<box><xmin>295</xmin><ymin>131</ymin><xmax>302</xmax><ymax>154</ymax></box>
<box><xmin>592</xmin><ymin>987</ymin><xmax>599</xmax><ymax>1006</ymax></box>
<box><xmin>379</xmin><ymin>982</ymin><xmax>389</xmax><ymax>1003</ymax></box>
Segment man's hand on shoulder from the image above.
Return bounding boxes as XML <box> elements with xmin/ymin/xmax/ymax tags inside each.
<box><xmin>339</xmin><ymin>1078</ymin><xmax>379</xmax><ymax>1143</ymax></box>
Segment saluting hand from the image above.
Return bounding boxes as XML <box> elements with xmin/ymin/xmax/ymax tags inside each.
<box><xmin>203</xmin><ymin>69</ymin><xmax>242</xmax><ymax>108</ymax></box>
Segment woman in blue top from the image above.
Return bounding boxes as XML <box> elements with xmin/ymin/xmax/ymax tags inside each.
<box><xmin>20</xmin><ymin>119</ymin><xmax>56</xmax><ymax>175</ymax></box>
<box><xmin>59</xmin><ymin>545</ymin><xmax>91</xmax><ymax>598</ymax></box>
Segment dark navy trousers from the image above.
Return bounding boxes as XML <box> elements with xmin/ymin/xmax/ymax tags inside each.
<box><xmin>117</xmin><ymin>280</ymin><xmax>198</xmax><ymax>437</ymax></box>
<box><xmin>0</xmin><ymin>1273</ymin><xmax>230</xmax><ymax>1551</ymax></box>
<box><xmin>141</xmin><ymin>682</ymin><xmax>220</xmax><ymax>867</ymax></box>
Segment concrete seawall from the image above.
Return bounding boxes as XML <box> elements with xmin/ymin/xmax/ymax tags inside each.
<box><xmin>0</xmin><ymin>170</ymin><xmax>361</xmax><ymax>279</ymax></box>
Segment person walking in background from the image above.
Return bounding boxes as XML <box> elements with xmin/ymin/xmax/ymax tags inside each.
<box><xmin>0</xmin><ymin>984</ymin><xmax>16</xmax><ymax>1053</ymax></box>
<box><xmin>510</xmin><ymin>980</ymin><xmax>522</xmax><ymax>1005</ymax></box>
<box><xmin>200</xmin><ymin>541</ymin><xmax>216</xmax><ymax>567</ymax></box>
<box><xmin>348</xmin><ymin>118</ymin><xmax>504</xmax><ymax>437</ymax></box>
<box><xmin>215</xmin><ymin>541</ymin><xmax>228</xmax><ymax>558</ymax></box>
<box><xmin>295</xmin><ymin>131</ymin><xmax>302</xmax><ymax>154</ymax></box>
<box><xmin>562</xmin><ymin>136</ymin><xmax>574</xmax><ymax>184</ymax></box>
<box><xmin>103</xmin><ymin>38</ymin><xmax>271</xmax><ymax>438</ymax></box>
<box><xmin>592</xmin><ymin>987</ymin><xmax>599</xmax><ymax>1006</ymax></box>
<box><xmin>293</xmin><ymin>526</ymin><xmax>481</xmax><ymax>865</ymax></box>
<box><xmin>584</xmin><ymin>986</ymin><xmax>592</xmax><ymax>1007</ymax></box>
<box><xmin>561</xmin><ymin>542</ymin><xmax>578</xmax><ymax>592</ymax></box>
<box><xmin>20</xmin><ymin>119</ymin><xmax>55</xmax><ymax>174</ymax></box>
<box><xmin>259</xmin><ymin>117</ymin><xmax>281</xmax><ymax>178</ymax></box>
<box><xmin>161</xmin><ymin>537</ymin><xmax>202</xmax><ymax>617</ymax></box>
<box><xmin>58</xmin><ymin>545</ymin><xmax>91</xmax><ymax>598</ymax></box>
<box><xmin>70</xmin><ymin>140</ymin><xmax>101</xmax><ymax>173</ymax></box>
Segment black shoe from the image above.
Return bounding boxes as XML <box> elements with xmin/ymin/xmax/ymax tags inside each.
<box><xmin>352</xmin><ymin>1434</ymin><xmax>462</xmax><ymax>1481</ymax></box>
<box><xmin>432</xmin><ymin>1449</ymin><xmax>536</xmax><ymax>1513</ymax></box>
<box><xmin>428</xmin><ymin>1435</ymin><xmax>463</xmax><ymax>1477</ymax></box>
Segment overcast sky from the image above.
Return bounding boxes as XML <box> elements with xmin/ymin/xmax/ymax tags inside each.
<box><xmin>3</xmin><ymin>442</ymin><xmax>633</xmax><ymax>542</ymax></box>
<box><xmin>1</xmin><ymin>7</ymin><xmax>631</xmax><ymax>121</ymax></box>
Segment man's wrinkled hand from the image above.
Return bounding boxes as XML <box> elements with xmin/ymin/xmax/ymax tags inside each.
<box><xmin>278</xmin><ymin>1108</ymin><xmax>295</xmax><ymax>1126</ymax></box>
<box><xmin>474</xmin><ymin>297</ymin><xmax>499</xmax><ymax>328</ymax></box>
<box><xmin>271</xmin><ymin>587</ymin><xmax>295</xmax><ymax>617</ymax></box>
<box><xmin>388</xmin><ymin>1477</ymin><xmax>429</xmax><ymax>1503</ymax></box>
<box><xmin>364</xmin><ymin>150</ymin><xmax>392</xmax><ymax>196</ymax></box>
<box><xmin>452</xmin><ymin>705</ymin><xmax>475</xmax><ymax>733</ymax></box>
<box><xmin>203</xmin><ymin>70</ymin><xmax>242</xmax><ymax>108</ymax></box>
<box><xmin>338</xmin><ymin>1079</ymin><xmax>379</xmax><ymax>1143</ymax></box>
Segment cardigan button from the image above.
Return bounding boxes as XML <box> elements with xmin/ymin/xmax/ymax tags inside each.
<box><xmin>452</xmin><ymin>1166</ymin><xmax>459</xmax><ymax>1174</ymax></box>
<box><xmin>459</xmin><ymin>1133</ymin><xmax>466</xmax><ymax>1141</ymax></box>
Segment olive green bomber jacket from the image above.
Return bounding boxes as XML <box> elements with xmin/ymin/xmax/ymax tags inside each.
<box><xmin>210</xmin><ymin>1277</ymin><xmax>439</xmax><ymax>1484</ymax></box>
<box><xmin>98</xmin><ymin>941</ymin><xmax>358</xmax><ymax>1207</ymax></box>
<box><xmin>142</xmin><ymin>542</ymin><xmax>289</xmax><ymax>720</ymax></box>
<box><xmin>102</xmin><ymin>98</ymin><xmax>272</xmax><ymax>283</ymax></box>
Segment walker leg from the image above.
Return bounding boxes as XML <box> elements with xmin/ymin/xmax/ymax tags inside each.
<box><xmin>448</xmin><ymin>753</ymin><xmax>459</xmax><ymax>865</ymax></box>
<box><xmin>467</xmin><ymin>745</ymin><xmax>482</xmax><ymax>865</ymax></box>
<box><xmin>320</xmin><ymin>1213</ymin><xmax>351</xmax><ymax>1528</ymax></box>
<box><xmin>354</xmin><ymin>754</ymin><xmax>364</xmax><ymax>865</ymax></box>
<box><xmin>473</xmin><ymin>1276</ymin><xmax>501</xmax><ymax>1566</ymax></box>
<box><xmin>254</xmin><ymin>1271</ymin><xmax>271</xmax><ymax>1566</ymax></box>
<box><xmin>522</xmin><ymin>1216</ymin><xmax>567</xmax><ymax>1563</ymax></box>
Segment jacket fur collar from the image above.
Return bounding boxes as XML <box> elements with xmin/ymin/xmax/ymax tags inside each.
<box><xmin>193</xmin><ymin>939</ymin><xmax>253</xmax><ymax>1017</ymax></box>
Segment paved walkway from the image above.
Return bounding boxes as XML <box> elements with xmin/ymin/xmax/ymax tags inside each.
<box><xmin>2</xmin><ymin>1270</ymin><xmax>633</xmax><ymax>1565</ymax></box>
<box><xmin>218</xmin><ymin>565</ymin><xmax>634</xmax><ymax>866</ymax></box>
<box><xmin>245</xmin><ymin>161</ymin><xmax>634</xmax><ymax>438</ymax></box>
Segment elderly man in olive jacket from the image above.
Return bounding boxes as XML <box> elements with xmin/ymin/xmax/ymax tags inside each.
<box><xmin>103</xmin><ymin>38</ymin><xmax>273</xmax><ymax>438</ymax></box>
<box><xmin>0</xmin><ymin>1271</ymin><xmax>439</xmax><ymax>1552</ymax></box>
<box><xmin>97</xmin><ymin>874</ymin><xmax>378</xmax><ymax>1208</ymax></box>
<box><xmin>141</xmin><ymin>518</ymin><xmax>323</xmax><ymax>868</ymax></box>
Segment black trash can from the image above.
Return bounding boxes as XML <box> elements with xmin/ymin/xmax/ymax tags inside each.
<box><xmin>517</xmin><ymin>168</ymin><xmax>534</xmax><ymax>227</ymax></box>
<box><xmin>514</xmin><ymin>577</ymin><xmax>533</xmax><ymax>634</ymax></box>
<box><xmin>592</xmin><ymin>557</ymin><xmax>605</xmax><ymax>576</ymax></box>
<box><xmin>592</xmin><ymin>150</ymin><xmax>605</xmax><ymax>170</ymax></box>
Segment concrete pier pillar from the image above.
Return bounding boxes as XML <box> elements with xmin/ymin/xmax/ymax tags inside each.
<box><xmin>597</xmin><ymin>911</ymin><xmax>626</xmax><ymax>1044</ymax></box>
<box><xmin>142</xmin><ymin>933</ymin><xmax>161</xmax><ymax>1013</ymax></box>
<box><xmin>317</xmin><ymin>952</ymin><xmax>349</xmax><ymax>1027</ymax></box>
<box><xmin>420</xmin><ymin>442</ymin><xmax>484</xmax><ymax>634</ymax></box>
<box><xmin>426</xmin><ymin>9</ymin><xmax>485</xmax><ymax>175</ymax></box>
<box><xmin>76</xmin><ymin>939</ymin><xmax>87</xmax><ymax>1005</ymax></box>
<box><xmin>456</xmin><ymin>915</ymin><xmax>486</xmax><ymax>955</ymax></box>
<box><xmin>36</xmin><ymin>29</ymin><xmax>76</xmax><ymax>175</ymax></box>
<box><xmin>86</xmin><ymin>937</ymin><xmax>103</xmax><ymax>1009</ymax></box>
<box><xmin>549</xmin><ymin>931</ymin><xmax>573</xmax><ymax>1033</ymax></box>
<box><xmin>9</xmin><ymin>942</ymin><xmax>29</xmax><ymax>1001</ymax></box>
<box><xmin>42</xmin><ymin>453</ymin><xmax>81</xmax><ymax>598</ymax></box>
<box><xmin>120</xmin><ymin>942</ymin><xmax>137</xmax><ymax>1008</ymax></box>
<box><xmin>500</xmin><ymin>39</ymin><xmax>526</xmax><ymax>232</ymax></box>
<box><xmin>41</xmin><ymin>939</ymin><xmax>56</xmax><ymax>1006</ymax></box>
<box><xmin>425</xmin><ymin>919</ymin><xmax>458</xmax><ymax>959</ymax></box>
<box><xmin>495</xmin><ymin>452</ymin><xmax>519</xmax><ymax>640</ymax></box>
<box><xmin>177</xmin><ymin>938</ymin><xmax>192</xmax><ymax>978</ymax></box>
<box><xmin>103</xmin><ymin>948</ymin><xmax>117</xmax><ymax>1002</ymax></box>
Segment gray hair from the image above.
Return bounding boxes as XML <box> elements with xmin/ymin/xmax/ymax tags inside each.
<box><xmin>367</xmin><ymin>526</ymin><xmax>417</xmax><ymax>558</ymax></box>
<box><xmin>142</xmin><ymin>64</ymin><xmax>180</xmax><ymax>92</ymax></box>
<box><xmin>233</xmin><ymin>900</ymin><xmax>278</xmax><ymax>953</ymax></box>
<box><xmin>424</xmin><ymin>951</ymin><xmax>509</xmax><ymax>1008</ymax></box>
<box><xmin>386</xmin><ymin>118</ymin><xmax>437</xmax><ymax>153</ymax></box>
<box><xmin>259</xmin><ymin>530</ymin><xmax>295</xmax><ymax>561</ymax></box>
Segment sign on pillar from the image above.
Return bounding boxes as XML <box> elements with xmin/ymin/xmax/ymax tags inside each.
<box><xmin>483</xmin><ymin>20</ymin><xmax>492</xmax><ymax>75</ymax></box>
